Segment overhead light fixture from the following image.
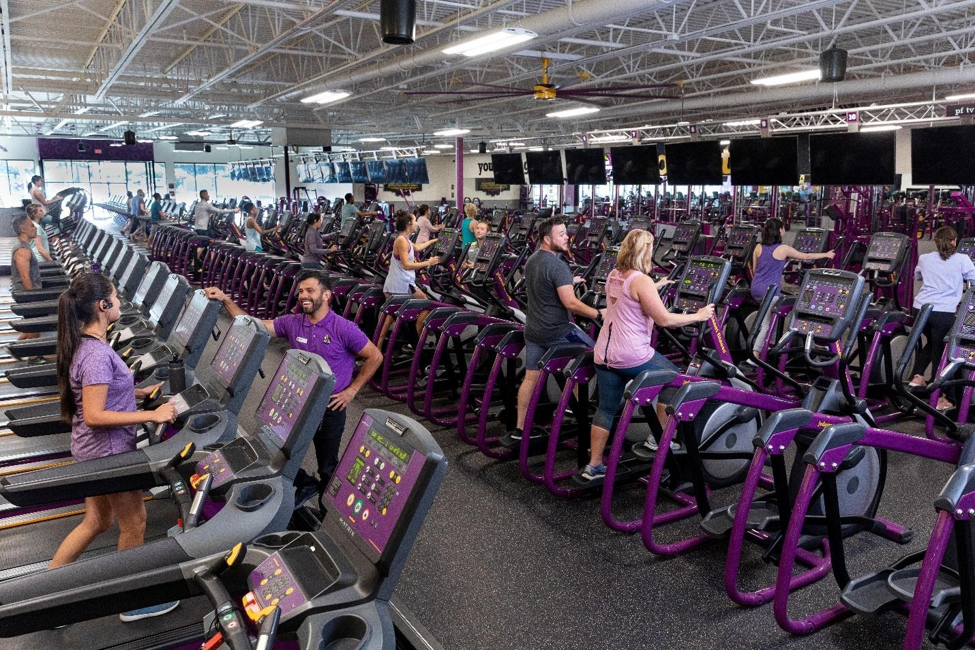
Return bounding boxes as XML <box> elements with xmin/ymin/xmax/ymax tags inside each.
<box><xmin>359</xmin><ymin>137</ymin><xmax>387</xmax><ymax>142</ymax></box>
<box><xmin>591</xmin><ymin>135</ymin><xmax>630</xmax><ymax>143</ymax></box>
<box><xmin>860</xmin><ymin>124</ymin><xmax>902</xmax><ymax>132</ymax></box>
<box><xmin>158</xmin><ymin>135</ymin><xmax>178</xmax><ymax>140</ymax></box>
<box><xmin>528</xmin><ymin>146</ymin><xmax>544</xmax><ymax>151</ymax></box>
<box><xmin>751</xmin><ymin>69</ymin><xmax>821</xmax><ymax>86</ymax></box>
<box><xmin>185</xmin><ymin>130</ymin><xmax>211</xmax><ymax>137</ymax></box>
<box><xmin>442</xmin><ymin>27</ymin><xmax>537</xmax><ymax>58</ymax></box>
<box><xmin>137</xmin><ymin>139</ymin><xmax>153</xmax><ymax>143</ymax></box>
<box><xmin>139</xmin><ymin>110</ymin><xmax>161</xmax><ymax>118</ymax></box>
<box><xmin>216</xmin><ymin>145</ymin><xmax>229</xmax><ymax>150</ymax></box>
<box><xmin>238</xmin><ymin>145</ymin><xmax>254</xmax><ymax>149</ymax></box>
<box><xmin>433</xmin><ymin>128</ymin><xmax>470</xmax><ymax>137</ymax></box>
<box><xmin>231</xmin><ymin>119</ymin><xmax>263</xmax><ymax>129</ymax></box>
<box><xmin>433</xmin><ymin>143</ymin><xmax>453</xmax><ymax>149</ymax></box>
<box><xmin>301</xmin><ymin>90</ymin><xmax>352</xmax><ymax>105</ymax></box>
<box><xmin>73</xmin><ymin>107</ymin><xmax>90</xmax><ymax>115</ymax></box>
<box><xmin>109</xmin><ymin>143</ymin><xmax>123</xmax><ymax>147</ymax></box>
<box><xmin>720</xmin><ymin>139</ymin><xmax>731</xmax><ymax>145</ymax></box>
<box><xmin>945</xmin><ymin>92</ymin><xmax>975</xmax><ymax>101</ymax></box>
<box><xmin>724</xmin><ymin>119</ymin><xmax>761</xmax><ymax>127</ymax></box>
<box><xmin>547</xmin><ymin>106</ymin><xmax>600</xmax><ymax>119</ymax></box>
<box><xmin>421</xmin><ymin>150</ymin><xmax>439</xmax><ymax>155</ymax></box>
<box><xmin>380</xmin><ymin>146</ymin><xmax>400</xmax><ymax>151</ymax></box>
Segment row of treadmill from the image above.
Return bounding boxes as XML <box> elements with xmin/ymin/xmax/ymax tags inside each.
<box><xmin>209</xmin><ymin>205</ymin><xmax>975</xmax><ymax>650</ymax></box>
<box><xmin>0</xmin><ymin>218</ymin><xmax>448</xmax><ymax>650</ymax></box>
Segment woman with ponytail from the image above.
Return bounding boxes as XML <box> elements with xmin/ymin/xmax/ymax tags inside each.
<box><xmin>27</xmin><ymin>174</ymin><xmax>61</xmax><ymax>215</ymax></box>
<box><xmin>49</xmin><ymin>273</ymin><xmax>181</xmax><ymax>622</ymax></box>
<box><xmin>749</xmin><ymin>217</ymin><xmax>835</xmax><ymax>356</ymax></box>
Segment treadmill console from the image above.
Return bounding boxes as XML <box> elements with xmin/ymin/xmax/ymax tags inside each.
<box><xmin>862</xmin><ymin>232</ymin><xmax>909</xmax><ymax>273</ymax></box>
<box><xmin>789</xmin><ymin>269</ymin><xmax>864</xmax><ymax>341</ymax></box>
<box><xmin>671</xmin><ymin>221</ymin><xmax>702</xmax><ymax>255</ymax></box>
<box><xmin>959</xmin><ymin>238</ymin><xmax>975</xmax><ymax>264</ymax></box>
<box><xmin>673</xmin><ymin>256</ymin><xmax>731</xmax><ymax>311</ymax></box>
<box><xmin>792</xmin><ymin>228</ymin><xmax>829</xmax><ymax>255</ymax></box>
<box><xmin>148</xmin><ymin>274</ymin><xmax>180</xmax><ymax>324</ymax></box>
<box><xmin>171</xmin><ymin>291</ymin><xmax>210</xmax><ymax>350</ymax></box>
<box><xmin>195</xmin><ymin>350</ymin><xmax>334</xmax><ymax>491</ymax></box>
<box><xmin>132</xmin><ymin>262</ymin><xmax>164</xmax><ymax>307</ymax></box>
<box><xmin>213</xmin><ymin>321</ymin><xmax>259</xmax><ymax>388</ymax></box>
<box><xmin>724</xmin><ymin>226</ymin><xmax>759</xmax><ymax>262</ymax></box>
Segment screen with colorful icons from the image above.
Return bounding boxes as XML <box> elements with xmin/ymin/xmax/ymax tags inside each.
<box><xmin>173</xmin><ymin>293</ymin><xmax>207</xmax><ymax>348</ymax></box>
<box><xmin>214</xmin><ymin>324</ymin><xmax>258</xmax><ymax>387</ymax></box>
<box><xmin>257</xmin><ymin>360</ymin><xmax>318</xmax><ymax>445</ymax></box>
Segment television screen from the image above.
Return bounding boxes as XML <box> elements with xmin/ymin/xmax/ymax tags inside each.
<box><xmin>491</xmin><ymin>153</ymin><xmax>525</xmax><ymax>184</ymax></box>
<box><xmin>810</xmin><ymin>132</ymin><xmax>896</xmax><ymax>186</ymax></box>
<box><xmin>664</xmin><ymin>141</ymin><xmax>724</xmax><ymax>185</ymax></box>
<box><xmin>405</xmin><ymin>158</ymin><xmax>430</xmax><ymax>184</ymax></box>
<box><xmin>333</xmin><ymin>162</ymin><xmax>352</xmax><ymax>183</ymax></box>
<box><xmin>366</xmin><ymin>160</ymin><xmax>388</xmax><ymax>183</ymax></box>
<box><xmin>385</xmin><ymin>159</ymin><xmax>408</xmax><ymax>183</ymax></box>
<box><xmin>350</xmin><ymin>161</ymin><xmax>369</xmax><ymax>183</ymax></box>
<box><xmin>319</xmin><ymin>161</ymin><xmax>336</xmax><ymax>183</ymax></box>
<box><xmin>564</xmin><ymin>148</ymin><xmax>607</xmax><ymax>185</ymax></box>
<box><xmin>729</xmin><ymin>137</ymin><xmax>800</xmax><ymax>186</ymax></box>
<box><xmin>911</xmin><ymin>125</ymin><xmax>975</xmax><ymax>185</ymax></box>
<box><xmin>525</xmin><ymin>150</ymin><xmax>564</xmax><ymax>184</ymax></box>
<box><xmin>610</xmin><ymin>146</ymin><xmax>661</xmax><ymax>185</ymax></box>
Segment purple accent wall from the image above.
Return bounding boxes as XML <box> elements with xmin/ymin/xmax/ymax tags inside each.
<box><xmin>37</xmin><ymin>138</ymin><xmax>154</xmax><ymax>161</ymax></box>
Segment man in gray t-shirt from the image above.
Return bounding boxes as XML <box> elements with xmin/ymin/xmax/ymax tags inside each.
<box><xmin>341</xmin><ymin>192</ymin><xmax>378</xmax><ymax>226</ymax></box>
<box><xmin>504</xmin><ymin>216</ymin><xmax>603</xmax><ymax>445</ymax></box>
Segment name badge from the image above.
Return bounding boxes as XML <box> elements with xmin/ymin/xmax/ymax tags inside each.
<box><xmin>296</xmin><ymin>336</ymin><xmax>308</xmax><ymax>344</ymax></box>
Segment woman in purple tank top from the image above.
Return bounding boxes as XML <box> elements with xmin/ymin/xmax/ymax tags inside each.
<box><xmin>48</xmin><ymin>273</ymin><xmax>181</xmax><ymax>622</ymax></box>
<box><xmin>749</xmin><ymin>218</ymin><xmax>835</xmax><ymax>356</ymax></box>
<box><xmin>576</xmin><ymin>230</ymin><xmax>715</xmax><ymax>484</ymax></box>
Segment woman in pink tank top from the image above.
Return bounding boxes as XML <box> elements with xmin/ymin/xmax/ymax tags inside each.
<box><xmin>577</xmin><ymin>230</ymin><xmax>715</xmax><ymax>484</ymax></box>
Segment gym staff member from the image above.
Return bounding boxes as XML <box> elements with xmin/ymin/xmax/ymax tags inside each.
<box><xmin>205</xmin><ymin>269</ymin><xmax>383</xmax><ymax>492</ymax></box>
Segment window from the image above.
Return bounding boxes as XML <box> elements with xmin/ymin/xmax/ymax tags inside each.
<box><xmin>0</xmin><ymin>160</ymin><xmax>38</xmax><ymax>208</ymax></box>
<box><xmin>174</xmin><ymin>162</ymin><xmax>274</xmax><ymax>206</ymax></box>
<box><xmin>40</xmin><ymin>159</ymin><xmax>162</xmax><ymax>217</ymax></box>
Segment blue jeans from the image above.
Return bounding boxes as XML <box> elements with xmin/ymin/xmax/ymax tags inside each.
<box><xmin>194</xmin><ymin>228</ymin><xmax>208</xmax><ymax>237</ymax></box>
<box><xmin>593</xmin><ymin>353</ymin><xmax>679</xmax><ymax>431</ymax></box>
<box><xmin>524</xmin><ymin>324</ymin><xmax>594</xmax><ymax>369</ymax></box>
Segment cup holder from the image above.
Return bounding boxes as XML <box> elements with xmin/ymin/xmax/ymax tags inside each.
<box><xmin>153</xmin><ymin>366</ymin><xmax>171</xmax><ymax>379</ymax></box>
<box><xmin>320</xmin><ymin>615</ymin><xmax>368</xmax><ymax>650</ymax></box>
<box><xmin>188</xmin><ymin>413</ymin><xmax>220</xmax><ymax>432</ymax></box>
<box><xmin>116</xmin><ymin>315</ymin><xmax>139</xmax><ymax>327</ymax></box>
<box><xmin>234</xmin><ymin>483</ymin><xmax>274</xmax><ymax>511</ymax></box>
<box><xmin>254</xmin><ymin>531</ymin><xmax>302</xmax><ymax>548</ymax></box>
<box><xmin>131</xmin><ymin>336</ymin><xmax>155</xmax><ymax>348</ymax></box>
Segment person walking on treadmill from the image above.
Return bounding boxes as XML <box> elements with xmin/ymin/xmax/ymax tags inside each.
<box><xmin>28</xmin><ymin>174</ymin><xmax>61</xmax><ymax>216</ymax></box>
<box><xmin>11</xmin><ymin>216</ymin><xmax>44</xmax><ymax>341</ymax></box>
<box><xmin>503</xmin><ymin>216</ymin><xmax>603</xmax><ymax>446</ymax></box>
<box><xmin>191</xmin><ymin>189</ymin><xmax>237</xmax><ymax>236</ymax></box>
<box><xmin>26</xmin><ymin>204</ymin><xmax>54</xmax><ymax>263</ymax></box>
<box><xmin>49</xmin><ymin>272</ymin><xmax>179</xmax><ymax>621</ymax></box>
<box><xmin>205</xmin><ymin>269</ymin><xmax>383</xmax><ymax>498</ymax></box>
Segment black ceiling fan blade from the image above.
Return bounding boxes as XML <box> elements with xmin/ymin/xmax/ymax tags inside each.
<box><xmin>459</xmin><ymin>81</ymin><xmax>532</xmax><ymax>93</ymax></box>
<box><xmin>563</xmin><ymin>83</ymin><xmax>681</xmax><ymax>92</ymax></box>
<box><xmin>560</xmin><ymin>91</ymin><xmax>681</xmax><ymax>100</ymax></box>
<box><xmin>433</xmin><ymin>94</ymin><xmax>526</xmax><ymax>104</ymax></box>
<box><xmin>404</xmin><ymin>89</ymin><xmax>533</xmax><ymax>96</ymax></box>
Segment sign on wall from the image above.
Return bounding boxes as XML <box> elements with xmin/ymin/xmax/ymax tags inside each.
<box><xmin>383</xmin><ymin>183</ymin><xmax>422</xmax><ymax>192</ymax></box>
<box><xmin>475</xmin><ymin>178</ymin><xmax>510</xmax><ymax>196</ymax></box>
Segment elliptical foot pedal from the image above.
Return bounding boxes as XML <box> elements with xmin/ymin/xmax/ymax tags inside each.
<box><xmin>840</xmin><ymin>570</ymin><xmax>903</xmax><ymax>616</ymax></box>
<box><xmin>887</xmin><ymin>566</ymin><xmax>961</xmax><ymax>608</ymax></box>
<box><xmin>499</xmin><ymin>427</ymin><xmax>548</xmax><ymax>453</ymax></box>
<box><xmin>951</xmin><ymin>423</ymin><xmax>975</xmax><ymax>443</ymax></box>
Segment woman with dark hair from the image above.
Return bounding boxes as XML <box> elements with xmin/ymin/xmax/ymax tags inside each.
<box><xmin>27</xmin><ymin>174</ymin><xmax>61</xmax><ymax>215</ymax></box>
<box><xmin>414</xmin><ymin>204</ymin><xmax>443</xmax><ymax>246</ymax></box>
<box><xmin>49</xmin><ymin>273</ymin><xmax>180</xmax><ymax>621</ymax></box>
<box><xmin>749</xmin><ymin>217</ymin><xmax>835</xmax><ymax>355</ymax></box>
<box><xmin>909</xmin><ymin>226</ymin><xmax>975</xmax><ymax>410</ymax></box>
<box><xmin>301</xmin><ymin>212</ymin><xmax>338</xmax><ymax>268</ymax></box>
<box><xmin>377</xmin><ymin>211</ymin><xmax>441</xmax><ymax>346</ymax></box>
<box><xmin>242</xmin><ymin>200</ymin><xmax>278</xmax><ymax>252</ymax></box>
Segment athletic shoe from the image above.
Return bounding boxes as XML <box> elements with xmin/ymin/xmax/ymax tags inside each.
<box><xmin>120</xmin><ymin>601</ymin><xmax>179</xmax><ymax>622</ymax></box>
<box><xmin>574</xmin><ymin>464</ymin><xmax>606</xmax><ymax>483</ymax></box>
<box><xmin>635</xmin><ymin>437</ymin><xmax>681</xmax><ymax>455</ymax></box>
<box><xmin>501</xmin><ymin>429</ymin><xmax>523</xmax><ymax>447</ymax></box>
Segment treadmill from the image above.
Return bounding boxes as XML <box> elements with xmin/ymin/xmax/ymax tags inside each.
<box><xmin>0</xmin><ymin>349</ymin><xmax>337</xmax><ymax>650</ymax></box>
<box><xmin>0</xmin><ymin>315</ymin><xmax>270</xmax><ymax>523</ymax></box>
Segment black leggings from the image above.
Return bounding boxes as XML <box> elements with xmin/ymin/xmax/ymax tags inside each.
<box><xmin>912</xmin><ymin>309</ymin><xmax>956</xmax><ymax>400</ymax></box>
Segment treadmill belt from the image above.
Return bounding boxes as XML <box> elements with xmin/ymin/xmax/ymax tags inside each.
<box><xmin>0</xmin><ymin>383</ymin><xmax>57</xmax><ymax>402</ymax></box>
<box><xmin>0</xmin><ymin>432</ymin><xmax>68</xmax><ymax>467</ymax></box>
<box><xmin>0</xmin><ymin>499</ymin><xmax>175</xmax><ymax>580</ymax></box>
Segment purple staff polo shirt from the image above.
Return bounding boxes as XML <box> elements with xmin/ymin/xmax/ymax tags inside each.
<box><xmin>273</xmin><ymin>308</ymin><xmax>369</xmax><ymax>393</ymax></box>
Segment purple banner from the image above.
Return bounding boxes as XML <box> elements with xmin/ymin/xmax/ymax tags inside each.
<box><xmin>37</xmin><ymin>138</ymin><xmax>154</xmax><ymax>161</ymax></box>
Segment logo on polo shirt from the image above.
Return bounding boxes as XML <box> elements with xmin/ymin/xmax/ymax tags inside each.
<box><xmin>323</xmin><ymin>334</ymin><xmax>332</xmax><ymax>345</ymax></box>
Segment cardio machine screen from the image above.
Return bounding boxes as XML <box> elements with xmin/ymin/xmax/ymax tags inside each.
<box><xmin>475</xmin><ymin>237</ymin><xmax>502</xmax><ymax>272</ymax></box>
<box><xmin>214</xmin><ymin>324</ymin><xmax>257</xmax><ymax>388</ymax></box>
<box><xmin>679</xmin><ymin>260</ymin><xmax>724</xmax><ymax>299</ymax></box>
<box><xmin>436</xmin><ymin>228</ymin><xmax>457</xmax><ymax>256</ymax></box>
<box><xmin>173</xmin><ymin>293</ymin><xmax>207</xmax><ymax>348</ymax></box>
<box><xmin>149</xmin><ymin>276</ymin><xmax>178</xmax><ymax>323</ymax></box>
<box><xmin>793</xmin><ymin>230</ymin><xmax>826</xmax><ymax>254</ymax></box>
<box><xmin>726</xmin><ymin>228</ymin><xmax>755</xmax><ymax>257</ymax></box>
<box><xmin>118</xmin><ymin>254</ymin><xmax>140</xmax><ymax>289</ymax></box>
<box><xmin>257</xmin><ymin>359</ymin><xmax>317</xmax><ymax>445</ymax></box>
<box><xmin>959</xmin><ymin>239</ymin><xmax>975</xmax><ymax>264</ymax></box>
<box><xmin>797</xmin><ymin>278</ymin><xmax>854</xmax><ymax>318</ymax></box>
<box><xmin>672</xmin><ymin>224</ymin><xmax>699</xmax><ymax>253</ymax></box>
<box><xmin>628</xmin><ymin>218</ymin><xmax>650</xmax><ymax>233</ymax></box>
<box><xmin>132</xmin><ymin>265</ymin><xmax>160</xmax><ymax>306</ymax></box>
<box><xmin>594</xmin><ymin>248</ymin><xmax>619</xmax><ymax>283</ymax></box>
<box><xmin>588</xmin><ymin>219</ymin><xmax>607</xmax><ymax>240</ymax></box>
<box><xmin>863</xmin><ymin>235</ymin><xmax>905</xmax><ymax>271</ymax></box>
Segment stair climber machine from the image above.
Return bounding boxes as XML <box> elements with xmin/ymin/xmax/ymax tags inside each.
<box><xmin>0</xmin><ymin>349</ymin><xmax>336</xmax><ymax>650</ymax></box>
<box><xmin>2</xmin><ymin>289</ymin><xmax>223</xmax><ymax>441</ymax></box>
<box><xmin>657</xmin><ymin>220</ymin><xmax>703</xmax><ymax>270</ymax></box>
<box><xmin>718</xmin><ymin>225</ymin><xmax>760</xmax><ymax>356</ymax></box>
<box><xmin>0</xmin><ymin>315</ymin><xmax>269</xmax><ymax>529</ymax></box>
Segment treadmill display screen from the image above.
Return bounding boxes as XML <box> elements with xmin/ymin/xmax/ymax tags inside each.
<box><xmin>672</xmin><ymin>223</ymin><xmax>699</xmax><ymax>253</ymax></box>
<box><xmin>118</xmin><ymin>254</ymin><xmax>139</xmax><ymax>290</ymax></box>
<box><xmin>794</xmin><ymin>231</ymin><xmax>826</xmax><ymax>254</ymax></box>
<box><xmin>133</xmin><ymin>265</ymin><xmax>160</xmax><ymax>306</ymax></box>
<box><xmin>214</xmin><ymin>324</ymin><xmax>257</xmax><ymax>388</ymax></box>
<box><xmin>149</xmin><ymin>276</ymin><xmax>178</xmax><ymax>323</ymax></box>
<box><xmin>863</xmin><ymin>235</ymin><xmax>905</xmax><ymax>271</ymax></box>
<box><xmin>173</xmin><ymin>293</ymin><xmax>207</xmax><ymax>349</ymax></box>
<box><xmin>258</xmin><ymin>359</ymin><xmax>317</xmax><ymax>444</ymax></box>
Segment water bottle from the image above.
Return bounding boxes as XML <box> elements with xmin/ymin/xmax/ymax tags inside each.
<box><xmin>168</xmin><ymin>354</ymin><xmax>186</xmax><ymax>395</ymax></box>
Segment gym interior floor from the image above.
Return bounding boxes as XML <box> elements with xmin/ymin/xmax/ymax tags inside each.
<box><xmin>11</xmin><ymin>219</ymin><xmax>947</xmax><ymax>649</ymax></box>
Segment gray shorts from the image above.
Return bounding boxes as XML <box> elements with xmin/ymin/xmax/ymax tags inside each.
<box><xmin>524</xmin><ymin>324</ymin><xmax>595</xmax><ymax>369</ymax></box>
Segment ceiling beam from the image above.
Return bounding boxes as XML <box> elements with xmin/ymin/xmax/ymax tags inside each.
<box><xmin>83</xmin><ymin>0</ymin><xmax>128</xmax><ymax>69</ymax></box>
<box><xmin>163</xmin><ymin>3</ymin><xmax>244</xmax><ymax>74</ymax></box>
<box><xmin>0</xmin><ymin>0</ymin><xmax>13</xmax><ymax>96</ymax></box>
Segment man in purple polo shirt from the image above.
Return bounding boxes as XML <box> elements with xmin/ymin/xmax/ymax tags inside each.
<box><xmin>205</xmin><ymin>269</ymin><xmax>383</xmax><ymax>497</ymax></box>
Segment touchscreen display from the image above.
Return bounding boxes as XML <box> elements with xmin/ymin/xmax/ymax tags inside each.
<box><xmin>797</xmin><ymin>277</ymin><xmax>854</xmax><ymax>318</ymax></box>
<box><xmin>214</xmin><ymin>324</ymin><xmax>257</xmax><ymax>387</ymax></box>
<box><xmin>173</xmin><ymin>294</ymin><xmax>206</xmax><ymax>348</ymax></box>
<box><xmin>258</xmin><ymin>359</ymin><xmax>317</xmax><ymax>444</ymax></box>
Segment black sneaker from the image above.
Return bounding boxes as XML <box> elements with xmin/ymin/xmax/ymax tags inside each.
<box><xmin>500</xmin><ymin>429</ymin><xmax>523</xmax><ymax>447</ymax></box>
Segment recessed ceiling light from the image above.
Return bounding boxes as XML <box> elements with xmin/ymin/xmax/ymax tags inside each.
<box><xmin>434</xmin><ymin>128</ymin><xmax>470</xmax><ymax>137</ymax></box>
<box><xmin>301</xmin><ymin>90</ymin><xmax>352</xmax><ymax>105</ymax></box>
<box><xmin>547</xmin><ymin>107</ymin><xmax>600</xmax><ymax>119</ymax></box>
<box><xmin>751</xmin><ymin>69</ymin><xmax>821</xmax><ymax>86</ymax></box>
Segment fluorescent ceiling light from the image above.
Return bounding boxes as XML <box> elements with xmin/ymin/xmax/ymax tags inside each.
<box><xmin>96</xmin><ymin>122</ymin><xmax>124</xmax><ymax>132</ymax></box>
<box><xmin>231</xmin><ymin>119</ymin><xmax>263</xmax><ymax>129</ymax></box>
<box><xmin>591</xmin><ymin>135</ymin><xmax>630</xmax><ymax>143</ymax></box>
<box><xmin>139</xmin><ymin>110</ymin><xmax>161</xmax><ymax>118</ymax></box>
<box><xmin>380</xmin><ymin>146</ymin><xmax>400</xmax><ymax>151</ymax></box>
<box><xmin>724</xmin><ymin>119</ymin><xmax>761</xmax><ymax>127</ymax></box>
<box><xmin>528</xmin><ymin>146</ymin><xmax>544</xmax><ymax>151</ymax></box>
<box><xmin>433</xmin><ymin>128</ymin><xmax>470</xmax><ymax>137</ymax></box>
<box><xmin>720</xmin><ymin>139</ymin><xmax>731</xmax><ymax>145</ymax></box>
<box><xmin>547</xmin><ymin>106</ymin><xmax>600</xmax><ymax>119</ymax></box>
<box><xmin>433</xmin><ymin>143</ymin><xmax>453</xmax><ymax>149</ymax></box>
<box><xmin>945</xmin><ymin>92</ymin><xmax>975</xmax><ymax>101</ymax></box>
<box><xmin>109</xmin><ymin>143</ymin><xmax>123</xmax><ymax>147</ymax></box>
<box><xmin>301</xmin><ymin>90</ymin><xmax>351</xmax><ymax>105</ymax></box>
<box><xmin>442</xmin><ymin>27</ymin><xmax>537</xmax><ymax>58</ymax></box>
<box><xmin>159</xmin><ymin>135</ymin><xmax>178</xmax><ymax>140</ymax></box>
<box><xmin>216</xmin><ymin>145</ymin><xmax>229</xmax><ymax>150</ymax></box>
<box><xmin>238</xmin><ymin>145</ymin><xmax>254</xmax><ymax>149</ymax></box>
<box><xmin>185</xmin><ymin>130</ymin><xmax>210</xmax><ymax>137</ymax></box>
<box><xmin>73</xmin><ymin>107</ymin><xmax>90</xmax><ymax>115</ymax></box>
<box><xmin>751</xmin><ymin>69</ymin><xmax>821</xmax><ymax>86</ymax></box>
<box><xmin>421</xmin><ymin>150</ymin><xmax>439</xmax><ymax>155</ymax></box>
<box><xmin>860</xmin><ymin>124</ymin><xmax>902</xmax><ymax>132</ymax></box>
<box><xmin>137</xmin><ymin>139</ymin><xmax>153</xmax><ymax>143</ymax></box>
<box><xmin>359</xmin><ymin>137</ymin><xmax>386</xmax><ymax>142</ymax></box>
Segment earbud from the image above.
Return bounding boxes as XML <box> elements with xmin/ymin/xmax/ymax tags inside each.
<box><xmin>101</xmin><ymin>300</ymin><xmax>112</xmax><ymax>310</ymax></box>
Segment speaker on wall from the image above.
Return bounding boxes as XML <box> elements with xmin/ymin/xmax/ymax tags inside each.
<box><xmin>381</xmin><ymin>0</ymin><xmax>416</xmax><ymax>45</ymax></box>
<box><xmin>123</xmin><ymin>130</ymin><xmax>136</xmax><ymax>146</ymax></box>
<box><xmin>820</xmin><ymin>46</ymin><xmax>848</xmax><ymax>82</ymax></box>
<box><xmin>478</xmin><ymin>142</ymin><xmax>487</xmax><ymax>154</ymax></box>
<box><xmin>77</xmin><ymin>143</ymin><xmax>86</xmax><ymax>153</ymax></box>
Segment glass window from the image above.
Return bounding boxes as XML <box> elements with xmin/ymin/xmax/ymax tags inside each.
<box><xmin>0</xmin><ymin>160</ymin><xmax>37</xmax><ymax>208</ymax></box>
<box><xmin>174</xmin><ymin>163</ymin><xmax>197</xmax><ymax>197</ymax></box>
<box><xmin>153</xmin><ymin>163</ymin><xmax>167</xmax><ymax>192</ymax></box>
<box><xmin>44</xmin><ymin>160</ymin><xmax>73</xmax><ymax>183</ymax></box>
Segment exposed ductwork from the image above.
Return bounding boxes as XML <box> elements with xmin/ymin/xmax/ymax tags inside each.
<box><xmin>253</xmin><ymin>0</ymin><xmax>687</xmax><ymax>108</ymax></box>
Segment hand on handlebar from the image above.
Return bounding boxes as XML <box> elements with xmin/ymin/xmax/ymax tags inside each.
<box><xmin>426</xmin><ymin>256</ymin><xmax>441</xmax><ymax>267</ymax></box>
<box><xmin>696</xmin><ymin>304</ymin><xmax>715</xmax><ymax>322</ymax></box>
<box><xmin>150</xmin><ymin>402</ymin><xmax>178</xmax><ymax>424</ymax></box>
<box><xmin>824</xmin><ymin>250</ymin><xmax>837</xmax><ymax>260</ymax></box>
<box><xmin>573</xmin><ymin>276</ymin><xmax>585</xmax><ymax>285</ymax></box>
<box><xmin>655</xmin><ymin>278</ymin><xmax>675</xmax><ymax>290</ymax></box>
<box><xmin>135</xmin><ymin>382</ymin><xmax>163</xmax><ymax>400</ymax></box>
<box><xmin>204</xmin><ymin>287</ymin><xmax>228</xmax><ymax>302</ymax></box>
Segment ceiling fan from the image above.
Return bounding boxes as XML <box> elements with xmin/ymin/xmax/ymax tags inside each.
<box><xmin>402</xmin><ymin>58</ymin><xmax>682</xmax><ymax>105</ymax></box>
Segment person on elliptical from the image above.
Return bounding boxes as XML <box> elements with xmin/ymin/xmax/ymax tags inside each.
<box><xmin>503</xmin><ymin>216</ymin><xmax>602</xmax><ymax>447</ymax></box>
<box><xmin>415</xmin><ymin>204</ymin><xmax>444</xmax><ymax>246</ymax></box>
<box><xmin>576</xmin><ymin>230</ymin><xmax>714</xmax><ymax>483</ymax></box>
<box><xmin>909</xmin><ymin>225</ymin><xmax>975</xmax><ymax>411</ymax></box>
<box><xmin>460</xmin><ymin>203</ymin><xmax>478</xmax><ymax>251</ymax></box>
<box><xmin>749</xmin><ymin>217</ymin><xmax>835</xmax><ymax>357</ymax></box>
<box><xmin>49</xmin><ymin>273</ymin><xmax>179</xmax><ymax>621</ymax></box>
<box><xmin>242</xmin><ymin>200</ymin><xmax>277</xmax><ymax>253</ymax></box>
<box><xmin>204</xmin><ymin>270</ymin><xmax>383</xmax><ymax>501</ymax></box>
<box><xmin>341</xmin><ymin>192</ymin><xmax>378</xmax><ymax>227</ymax></box>
<box><xmin>301</xmin><ymin>212</ymin><xmax>339</xmax><ymax>268</ymax></box>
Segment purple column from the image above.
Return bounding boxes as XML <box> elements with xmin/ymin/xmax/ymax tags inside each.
<box><xmin>456</xmin><ymin>137</ymin><xmax>464</xmax><ymax>208</ymax></box>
